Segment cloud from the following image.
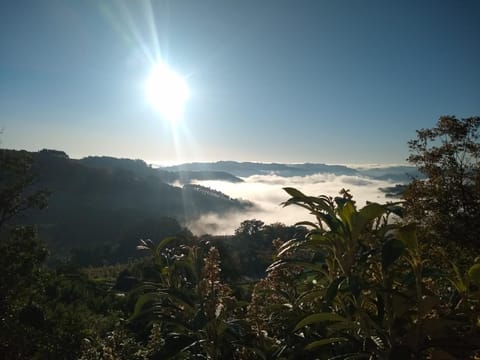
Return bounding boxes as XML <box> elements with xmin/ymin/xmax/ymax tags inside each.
<box><xmin>186</xmin><ymin>173</ymin><xmax>401</xmax><ymax>236</ymax></box>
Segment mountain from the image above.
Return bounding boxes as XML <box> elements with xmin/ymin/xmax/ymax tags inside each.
<box><xmin>171</xmin><ymin>170</ymin><xmax>243</xmax><ymax>183</ymax></box>
<box><xmin>163</xmin><ymin>161</ymin><xmax>420</xmax><ymax>182</ymax></box>
<box><xmin>7</xmin><ymin>150</ymin><xmax>251</xmax><ymax>257</ymax></box>
<box><xmin>164</xmin><ymin>161</ymin><xmax>358</xmax><ymax>177</ymax></box>
<box><xmin>357</xmin><ymin>166</ymin><xmax>421</xmax><ymax>182</ymax></box>
<box><xmin>80</xmin><ymin>156</ymin><xmax>243</xmax><ymax>183</ymax></box>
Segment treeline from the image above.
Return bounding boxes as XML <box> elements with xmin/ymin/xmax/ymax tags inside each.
<box><xmin>1</xmin><ymin>116</ymin><xmax>480</xmax><ymax>359</ymax></box>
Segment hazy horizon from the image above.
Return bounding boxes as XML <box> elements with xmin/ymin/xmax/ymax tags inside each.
<box><xmin>0</xmin><ymin>143</ymin><xmax>412</xmax><ymax>167</ymax></box>
<box><xmin>0</xmin><ymin>145</ymin><xmax>411</xmax><ymax>169</ymax></box>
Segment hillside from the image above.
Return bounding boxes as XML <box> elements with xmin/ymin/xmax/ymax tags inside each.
<box><xmin>9</xmin><ymin>149</ymin><xmax>251</xmax><ymax>259</ymax></box>
<box><xmin>80</xmin><ymin>156</ymin><xmax>243</xmax><ymax>183</ymax></box>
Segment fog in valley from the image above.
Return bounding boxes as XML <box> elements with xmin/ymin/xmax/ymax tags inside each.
<box><xmin>187</xmin><ymin>172</ymin><xmax>400</xmax><ymax>235</ymax></box>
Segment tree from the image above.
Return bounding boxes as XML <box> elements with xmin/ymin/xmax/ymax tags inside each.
<box><xmin>0</xmin><ymin>150</ymin><xmax>49</xmax><ymax>229</ymax></box>
<box><xmin>404</xmin><ymin>115</ymin><xmax>480</xmax><ymax>246</ymax></box>
<box><xmin>0</xmin><ymin>149</ymin><xmax>49</xmax><ymax>358</ymax></box>
<box><xmin>0</xmin><ymin>149</ymin><xmax>49</xmax><ymax>313</ymax></box>
<box><xmin>1</xmin><ymin>149</ymin><xmax>137</xmax><ymax>359</ymax></box>
<box><xmin>235</xmin><ymin>219</ymin><xmax>265</xmax><ymax>237</ymax></box>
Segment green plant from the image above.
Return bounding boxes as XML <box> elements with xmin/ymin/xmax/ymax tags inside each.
<box><xmin>248</xmin><ymin>187</ymin><xmax>480</xmax><ymax>359</ymax></box>
<box><xmin>130</xmin><ymin>237</ymin><xmax>257</xmax><ymax>359</ymax></box>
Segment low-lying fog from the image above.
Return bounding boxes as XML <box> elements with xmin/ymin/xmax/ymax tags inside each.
<box><xmin>186</xmin><ymin>173</ymin><xmax>401</xmax><ymax>235</ymax></box>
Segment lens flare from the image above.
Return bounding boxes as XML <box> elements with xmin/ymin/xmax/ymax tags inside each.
<box><xmin>145</xmin><ymin>61</ymin><xmax>189</xmax><ymax>122</ymax></box>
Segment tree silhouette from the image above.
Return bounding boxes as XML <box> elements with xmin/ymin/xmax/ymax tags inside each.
<box><xmin>404</xmin><ymin>115</ymin><xmax>480</xmax><ymax>246</ymax></box>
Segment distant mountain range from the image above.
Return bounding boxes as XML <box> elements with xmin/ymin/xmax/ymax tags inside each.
<box><xmin>163</xmin><ymin>161</ymin><xmax>421</xmax><ymax>183</ymax></box>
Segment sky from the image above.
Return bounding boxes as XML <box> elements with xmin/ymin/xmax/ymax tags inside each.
<box><xmin>1</xmin><ymin>0</ymin><xmax>479</xmax><ymax>165</ymax></box>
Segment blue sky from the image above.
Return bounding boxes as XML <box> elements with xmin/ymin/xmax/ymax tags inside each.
<box><xmin>1</xmin><ymin>0</ymin><xmax>479</xmax><ymax>164</ymax></box>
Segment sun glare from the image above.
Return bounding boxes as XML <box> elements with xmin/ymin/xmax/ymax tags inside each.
<box><xmin>145</xmin><ymin>61</ymin><xmax>189</xmax><ymax>122</ymax></box>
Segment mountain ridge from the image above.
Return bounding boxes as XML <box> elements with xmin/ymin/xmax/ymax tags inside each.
<box><xmin>163</xmin><ymin>160</ymin><xmax>421</xmax><ymax>182</ymax></box>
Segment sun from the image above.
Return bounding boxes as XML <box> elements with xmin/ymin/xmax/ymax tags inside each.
<box><xmin>145</xmin><ymin>61</ymin><xmax>189</xmax><ymax>122</ymax></box>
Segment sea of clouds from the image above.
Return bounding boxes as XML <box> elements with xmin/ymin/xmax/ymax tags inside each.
<box><xmin>186</xmin><ymin>173</ymin><xmax>401</xmax><ymax>235</ymax></box>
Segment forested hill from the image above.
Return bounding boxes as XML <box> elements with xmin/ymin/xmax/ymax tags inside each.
<box><xmin>79</xmin><ymin>155</ymin><xmax>243</xmax><ymax>183</ymax></box>
<box><xmin>11</xmin><ymin>149</ymin><xmax>251</xmax><ymax>258</ymax></box>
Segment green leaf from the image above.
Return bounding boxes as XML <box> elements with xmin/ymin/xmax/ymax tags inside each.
<box><xmin>338</xmin><ymin>201</ymin><xmax>356</xmax><ymax>230</ymax></box>
<box><xmin>310</xmin><ymin>196</ymin><xmax>336</xmax><ymax>214</ymax></box>
<box><xmin>154</xmin><ymin>236</ymin><xmax>178</xmax><ymax>258</ymax></box>
<box><xmin>283</xmin><ymin>187</ymin><xmax>307</xmax><ymax>199</ymax></box>
<box><xmin>351</xmin><ymin>202</ymin><xmax>386</xmax><ymax>236</ymax></box>
<box><xmin>386</xmin><ymin>203</ymin><xmax>404</xmax><ymax>218</ymax></box>
<box><xmin>315</xmin><ymin>212</ymin><xmax>342</xmax><ymax>232</ymax></box>
<box><xmin>294</xmin><ymin>313</ymin><xmax>348</xmax><ymax>331</ymax></box>
<box><xmin>304</xmin><ymin>337</ymin><xmax>348</xmax><ymax>350</ymax></box>
<box><xmin>381</xmin><ymin>239</ymin><xmax>405</xmax><ymax>272</ymax></box>
<box><xmin>163</xmin><ymin>289</ymin><xmax>196</xmax><ymax>313</ymax></box>
<box><xmin>268</xmin><ymin>259</ymin><xmax>325</xmax><ymax>273</ymax></box>
<box><xmin>449</xmin><ymin>262</ymin><xmax>467</xmax><ymax>293</ymax></box>
<box><xmin>297</xmin><ymin>289</ymin><xmax>327</xmax><ymax>304</ymax></box>
<box><xmin>276</xmin><ymin>238</ymin><xmax>306</xmax><ymax>258</ymax></box>
<box><xmin>358</xmin><ymin>202</ymin><xmax>385</xmax><ymax>223</ymax></box>
<box><xmin>130</xmin><ymin>292</ymin><xmax>161</xmax><ymax>320</ymax></box>
<box><xmin>323</xmin><ymin>277</ymin><xmax>345</xmax><ymax>310</ymax></box>
<box><xmin>467</xmin><ymin>263</ymin><xmax>480</xmax><ymax>287</ymax></box>
<box><xmin>397</xmin><ymin>224</ymin><xmax>418</xmax><ymax>250</ymax></box>
<box><xmin>295</xmin><ymin>221</ymin><xmax>319</xmax><ymax>229</ymax></box>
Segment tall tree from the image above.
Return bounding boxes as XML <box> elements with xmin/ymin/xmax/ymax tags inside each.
<box><xmin>404</xmin><ymin>115</ymin><xmax>480</xmax><ymax>246</ymax></box>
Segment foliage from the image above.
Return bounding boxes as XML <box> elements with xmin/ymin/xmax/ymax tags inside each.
<box><xmin>0</xmin><ymin>149</ymin><xmax>49</xmax><ymax>358</ymax></box>
<box><xmin>404</xmin><ymin>115</ymin><xmax>480</xmax><ymax>246</ymax></box>
<box><xmin>0</xmin><ymin>149</ymin><xmax>133</xmax><ymax>359</ymax></box>
<box><xmin>3</xmin><ymin>117</ymin><xmax>480</xmax><ymax>359</ymax></box>
<box><xmin>80</xmin><ymin>185</ymin><xmax>480</xmax><ymax>360</ymax></box>
<box><xmin>129</xmin><ymin>236</ymin><xmax>257</xmax><ymax>359</ymax></box>
<box><xmin>248</xmin><ymin>187</ymin><xmax>480</xmax><ymax>359</ymax></box>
